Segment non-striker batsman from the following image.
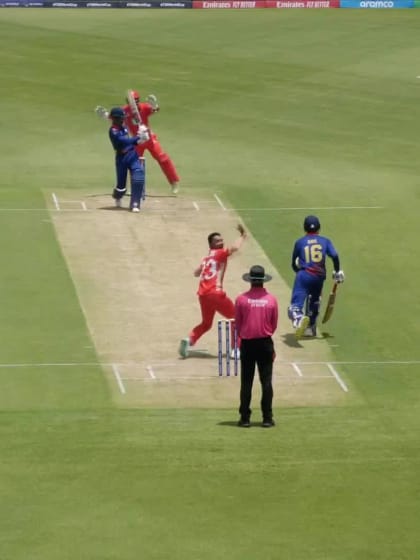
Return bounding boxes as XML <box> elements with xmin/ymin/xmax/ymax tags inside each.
<box><xmin>288</xmin><ymin>215</ymin><xmax>345</xmax><ymax>339</ymax></box>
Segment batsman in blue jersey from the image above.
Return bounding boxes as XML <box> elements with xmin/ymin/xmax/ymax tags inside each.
<box><xmin>108</xmin><ymin>107</ymin><xmax>149</xmax><ymax>212</ymax></box>
<box><xmin>288</xmin><ymin>215</ymin><xmax>345</xmax><ymax>340</ymax></box>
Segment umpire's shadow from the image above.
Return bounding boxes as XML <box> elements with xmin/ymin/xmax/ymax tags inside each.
<box><xmin>218</xmin><ymin>421</ymin><xmax>240</xmax><ymax>428</ymax></box>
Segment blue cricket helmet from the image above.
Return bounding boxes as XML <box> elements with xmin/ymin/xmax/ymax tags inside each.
<box><xmin>109</xmin><ymin>107</ymin><xmax>125</xmax><ymax>119</ymax></box>
<box><xmin>304</xmin><ymin>215</ymin><xmax>321</xmax><ymax>233</ymax></box>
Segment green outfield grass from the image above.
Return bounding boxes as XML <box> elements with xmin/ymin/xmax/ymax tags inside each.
<box><xmin>1</xmin><ymin>9</ymin><xmax>420</xmax><ymax>560</ymax></box>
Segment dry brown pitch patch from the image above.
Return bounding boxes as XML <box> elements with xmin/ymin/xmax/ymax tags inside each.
<box><xmin>49</xmin><ymin>190</ymin><xmax>352</xmax><ymax>409</ymax></box>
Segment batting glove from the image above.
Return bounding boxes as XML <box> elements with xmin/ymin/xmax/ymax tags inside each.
<box><xmin>136</xmin><ymin>129</ymin><xmax>150</xmax><ymax>144</ymax></box>
<box><xmin>332</xmin><ymin>270</ymin><xmax>345</xmax><ymax>283</ymax></box>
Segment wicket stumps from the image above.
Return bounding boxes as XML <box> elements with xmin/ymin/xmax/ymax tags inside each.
<box><xmin>140</xmin><ymin>156</ymin><xmax>146</xmax><ymax>200</ymax></box>
<box><xmin>217</xmin><ymin>319</ymin><xmax>239</xmax><ymax>377</ymax></box>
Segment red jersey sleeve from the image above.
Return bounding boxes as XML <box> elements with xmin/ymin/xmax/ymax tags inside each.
<box><xmin>197</xmin><ymin>248</ymin><xmax>230</xmax><ymax>296</ymax></box>
<box><xmin>139</xmin><ymin>103</ymin><xmax>153</xmax><ymax>127</ymax></box>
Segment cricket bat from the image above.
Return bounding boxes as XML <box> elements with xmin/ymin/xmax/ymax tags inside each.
<box><xmin>126</xmin><ymin>89</ymin><xmax>143</xmax><ymax>126</ymax></box>
<box><xmin>321</xmin><ymin>282</ymin><xmax>339</xmax><ymax>324</ymax></box>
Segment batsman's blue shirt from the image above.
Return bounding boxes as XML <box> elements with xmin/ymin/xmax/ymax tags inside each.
<box><xmin>109</xmin><ymin>125</ymin><xmax>139</xmax><ymax>156</ymax></box>
<box><xmin>292</xmin><ymin>233</ymin><xmax>338</xmax><ymax>279</ymax></box>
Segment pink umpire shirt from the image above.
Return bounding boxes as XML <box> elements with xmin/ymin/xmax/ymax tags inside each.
<box><xmin>235</xmin><ymin>287</ymin><xmax>278</xmax><ymax>340</ymax></box>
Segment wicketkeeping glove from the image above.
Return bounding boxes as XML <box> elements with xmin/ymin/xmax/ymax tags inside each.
<box><xmin>146</xmin><ymin>94</ymin><xmax>159</xmax><ymax>110</ymax></box>
<box><xmin>95</xmin><ymin>105</ymin><xmax>109</xmax><ymax>119</ymax></box>
<box><xmin>332</xmin><ymin>270</ymin><xmax>345</xmax><ymax>283</ymax></box>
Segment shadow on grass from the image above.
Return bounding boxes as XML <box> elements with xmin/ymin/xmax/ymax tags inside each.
<box><xmin>320</xmin><ymin>331</ymin><xmax>335</xmax><ymax>339</ymax></box>
<box><xmin>218</xmin><ymin>420</ymin><xmax>273</xmax><ymax>429</ymax></box>
<box><xmin>218</xmin><ymin>420</ymin><xmax>239</xmax><ymax>427</ymax></box>
<box><xmin>282</xmin><ymin>331</ymin><xmax>335</xmax><ymax>347</ymax></box>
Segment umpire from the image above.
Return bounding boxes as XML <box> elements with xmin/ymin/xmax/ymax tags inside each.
<box><xmin>235</xmin><ymin>265</ymin><xmax>278</xmax><ymax>428</ymax></box>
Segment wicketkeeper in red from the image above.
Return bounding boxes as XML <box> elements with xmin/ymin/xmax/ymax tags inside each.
<box><xmin>123</xmin><ymin>90</ymin><xmax>180</xmax><ymax>195</ymax></box>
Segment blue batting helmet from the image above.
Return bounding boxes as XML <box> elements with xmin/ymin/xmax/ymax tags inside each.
<box><xmin>304</xmin><ymin>215</ymin><xmax>321</xmax><ymax>233</ymax></box>
<box><xmin>109</xmin><ymin>107</ymin><xmax>125</xmax><ymax>119</ymax></box>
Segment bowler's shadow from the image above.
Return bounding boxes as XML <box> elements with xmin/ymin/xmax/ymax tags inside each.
<box><xmin>178</xmin><ymin>349</ymin><xmax>218</xmax><ymax>360</ymax></box>
<box><xmin>189</xmin><ymin>349</ymin><xmax>218</xmax><ymax>359</ymax></box>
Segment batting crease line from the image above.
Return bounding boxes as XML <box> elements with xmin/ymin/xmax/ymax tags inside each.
<box><xmin>0</xmin><ymin>360</ymin><xmax>419</xmax><ymax>367</ymax></box>
<box><xmin>146</xmin><ymin>365</ymin><xmax>156</xmax><ymax>380</ymax></box>
<box><xmin>111</xmin><ymin>364</ymin><xmax>126</xmax><ymax>395</ymax></box>
<box><xmin>121</xmin><ymin>375</ymin><xmax>337</xmax><ymax>382</ymax></box>
<box><xmin>213</xmin><ymin>193</ymin><xmax>227</xmax><ymax>210</ymax></box>
<box><xmin>0</xmin><ymin>205</ymin><xmax>383</xmax><ymax>213</ymax></box>
<box><xmin>51</xmin><ymin>193</ymin><xmax>60</xmax><ymax>211</ymax></box>
<box><xmin>253</xmin><ymin>457</ymin><xmax>420</xmax><ymax>467</ymax></box>
<box><xmin>291</xmin><ymin>362</ymin><xmax>303</xmax><ymax>377</ymax></box>
<box><xmin>327</xmin><ymin>362</ymin><xmax>349</xmax><ymax>393</ymax></box>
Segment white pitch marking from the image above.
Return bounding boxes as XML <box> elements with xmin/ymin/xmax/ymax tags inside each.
<box><xmin>213</xmin><ymin>193</ymin><xmax>227</xmax><ymax>211</ymax></box>
<box><xmin>291</xmin><ymin>362</ymin><xmax>303</xmax><ymax>377</ymax></box>
<box><xmin>1</xmin><ymin>360</ymin><xmax>420</xmax><ymax>370</ymax></box>
<box><xmin>233</xmin><ymin>206</ymin><xmax>384</xmax><ymax>212</ymax></box>
<box><xmin>52</xmin><ymin>193</ymin><xmax>60</xmax><ymax>211</ymax></box>
<box><xmin>0</xmin><ymin>362</ymin><xmax>103</xmax><ymax>368</ymax></box>
<box><xmin>0</xmin><ymin>205</ymin><xmax>382</xmax><ymax>214</ymax></box>
<box><xmin>290</xmin><ymin>360</ymin><xmax>420</xmax><ymax>366</ymax></box>
<box><xmin>124</xmin><ymin>375</ymin><xmax>216</xmax><ymax>381</ymax></box>
<box><xmin>112</xmin><ymin>364</ymin><xmax>126</xmax><ymax>394</ymax></box>
<box><xmin>121</xmin><ymin>375</ymin><xmax>335</xmax><ymax>382</ymax></box>
<box><xmin>192</xmin><ymin>201</ymin><xmax>200</xmax><ymax>211</ymax></box>
<box><xmin>146</xmin><ymin>365</ymin><xmax>156</xmax><ymax>379</ymax></box>
<box><xmin>327</xmin><ymin>363</ymin><xmax>348</xmax><ymax>393</ymax></box>
<box><xmin>81</xmin><ymin>201</ymin><xmax>87</xmax><ymax>211</ymax></box>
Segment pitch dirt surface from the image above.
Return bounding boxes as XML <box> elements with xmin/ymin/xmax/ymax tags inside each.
<box><xmin>49</xmin><ymin>189</ymin><xmax>355</xmax><ymax>409</ymax></box>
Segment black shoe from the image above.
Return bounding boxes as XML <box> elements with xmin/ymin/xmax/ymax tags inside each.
<box><xmin>262</xmin><ymin>419</ymin><xmax>275</xmax><ymax>428</ymax></box>
<box><xmin>238</xmin><ymin>418</ymin><xmax>251</xmax><ymax>428</ymax></box>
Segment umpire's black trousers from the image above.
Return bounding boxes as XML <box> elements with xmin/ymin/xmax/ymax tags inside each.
<box><xmin>239</xmin><ymin>337</ymin><xmax>275</xmax><ymax>421</ymax></box>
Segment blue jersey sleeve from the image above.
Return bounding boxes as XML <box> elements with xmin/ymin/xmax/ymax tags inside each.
<box><xmin>109</xmin><ymin>126</ymin><xmax>138</xmax><ymax>152</ymax></box>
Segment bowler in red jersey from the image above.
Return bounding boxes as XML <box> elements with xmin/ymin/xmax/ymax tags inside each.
<box><xmin>178</xmin><ymin>224</ymin><xmax>247</xmax><ymax>359</ymax></box>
